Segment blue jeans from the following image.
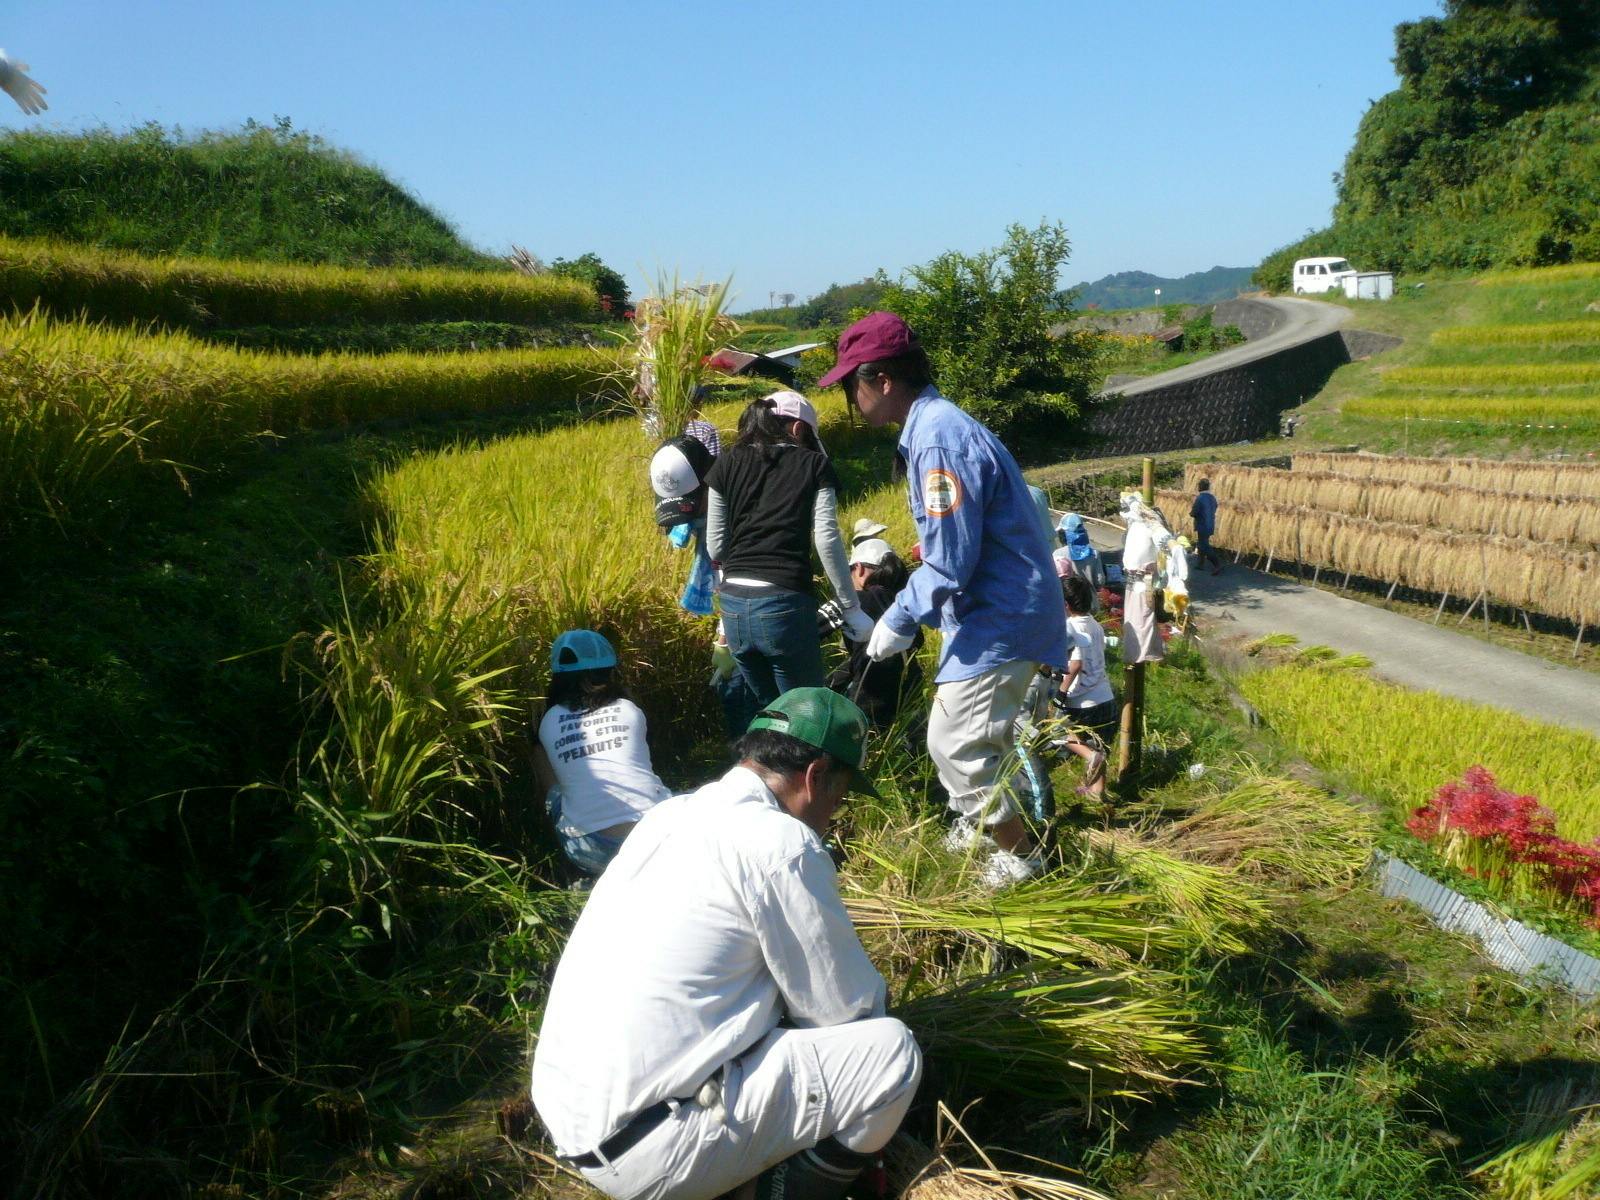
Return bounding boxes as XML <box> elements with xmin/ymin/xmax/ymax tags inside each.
<box><xmin>719</xmin><ymin>588</ymin><xmax>825</xmax><ymax>717</ymax></box>
<box><xmin>546</xmin><ymin>787</ymin><xmax>630</xmax><ymax>876</ymax></box>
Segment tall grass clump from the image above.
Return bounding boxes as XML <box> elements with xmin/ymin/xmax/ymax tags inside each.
<box><xmin>0</xmin><ymin>234</ymin><xmax>598</xmax><ymax>331</ymax></box>
<box><xmin>624</xmin><ymin>276</ymin><xmax>738</xmax><ymax>439</ymax></box>
<box><xmin>1239</xmin><ymin>665</ymin><xmax>1600</xmax><ymax>841</ymax></box>
<box><xmin>0</xmin><ymin>309</ymin><xmax>616</xmax><ymax>535</ymax></box>
<box><xmin>1475</xmin><ymin>1083</ymin><xmax>1600</xmax><ymax>1200</ymax></box>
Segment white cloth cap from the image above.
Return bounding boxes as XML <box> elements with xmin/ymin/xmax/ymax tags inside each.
<box><xmin>766</xmin><ymin>390</ymin><xmax>818</xmax><ymax>433</ymax></box>
<box><xmin>849</xmin><ymin>538</ymin><xmax>894</xmax><ymax>567</ymax></box>
<box><xmin>650</xmin><ymin>443</ymin><xmax>699</xmax><ymax>499</ymax></box>
<box><xmin>852</xmin><ymin>517</ymin><xmax>889</xmax><ymax>542</ymax></box>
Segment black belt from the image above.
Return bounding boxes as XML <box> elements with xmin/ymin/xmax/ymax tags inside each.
<box><xmin>561</xmin><ymin>1099</ymin><xmax>675</xmax><ymax>1169</ymax></box>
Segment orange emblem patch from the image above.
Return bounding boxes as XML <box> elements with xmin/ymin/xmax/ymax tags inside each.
<box><xmin>924</xmin><ymin>468</ymin><xmax>963</xmax><ymax>517</ymax></box>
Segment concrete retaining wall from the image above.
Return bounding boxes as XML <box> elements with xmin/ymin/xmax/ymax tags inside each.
<box><xmin>1083</xmin><ymin>297</ymin><xmax>1399</xmax><ymax>457</ymax></box>
<box><xmin>1089</xmin><ymin>329</ymin><xmax>1351</xmax><ymax>455</ymax></box>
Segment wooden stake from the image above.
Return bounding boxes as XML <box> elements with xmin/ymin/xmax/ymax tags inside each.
<box><xmin>1576</xmin><ymin>623</ymin><xmax>1587</xmax><ymax>658</ymax></box>
<box><xmin>1457</xmin><ymin>591</ymin><xmax>1481</xmax><ymax>626</ymax></box>
<box><xmin>1520</xmin><ymin>609</ymin><xmax>1533</xmax><ymax>635</ymax></box>
<box><xmin>1264</xmin><ymin>551</ymin><xmax>1274</xmax><ymax>574</ymax></box>
<box><xmin>1385</xmin><ymin>580</ymin><xmax>1400</xmax><ymax>603</ymax></box>
<box><xmin>1340</xmin><ymin>570</ymin><xmax>1351</xmax><ymax>591</ymax></box>
<box><xmin>1312</xmin><ymin>565</ymin><xmax>1321</xmax><ymax>586</ymax></box>
<box><xmin>1434</xmin><ymin>591</ymin><xmax>1450</xmax><ymax>624</ymax></box>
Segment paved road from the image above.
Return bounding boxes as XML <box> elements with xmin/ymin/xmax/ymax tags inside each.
<box><xmin>1106</xmin><ymin>295</ymin><xmax>1352</xmax><ymax>397</ymax></box>
<box><xmin>1187</xmin><ymin>562</ymin><xmax>1600</xmax><ymax>739</ymax></box>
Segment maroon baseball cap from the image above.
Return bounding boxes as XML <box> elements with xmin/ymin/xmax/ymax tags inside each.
<box><xmin>816</xmin><ymin>312</ymin><xmax>921</xmax><ymax>390</ymax></box>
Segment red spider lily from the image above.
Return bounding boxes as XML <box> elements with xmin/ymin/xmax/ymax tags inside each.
<box><xmin>1410</xmin><ymin>766</ymin><xmax>1600</xmax><ymax>925</ymax></box>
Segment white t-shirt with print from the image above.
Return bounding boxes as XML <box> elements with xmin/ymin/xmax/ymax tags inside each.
<box><xmin>538</xmin><ymin>699</ymin><xmax>670</xmax><ymax>834</ymax></box>
<box><xmin>1065</xmin><ymin>614</ymin><xmax>1115</xmax><ymax>707</ymax></box>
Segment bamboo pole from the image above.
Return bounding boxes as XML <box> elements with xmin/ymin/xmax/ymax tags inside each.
<box><xmin>1577</xmin><ymin>623</ymin><xmax>1587</xmax><ymax>658</ymax></box>
<box><xmin>1117</xmin><ymin>457</ymin><xmax>1154</xmax><ymax>794</ymax></box>
<box><xmin>1457</xmin><ymin>592</ymin><xmax>1482</xmax><ymax>625</ymax></box>
<box><xmin>1434</xmin><ymin>591</ymin><xmax>1451</xmax><ymax>624</ymax></box>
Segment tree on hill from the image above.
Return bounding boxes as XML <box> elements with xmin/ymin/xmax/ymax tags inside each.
<box><xmin>0</xmin><ymin>119</ymin><xmax>498</xmax><ymax>269</ymax></box>
<box><xmin>1255</xmin><ymin>0</ymin><xmax>1600</xmax><ymax>289</ymax></box>
<box><xmin>797</xmin><ymin>276</ymin><xmax>889</xmax><ymax>327</ymax></box>
<box><xmin>876</xmin><ymin>221</ymin><xmax>1101</xmax><ymax>441</ymax></box>
<box><xmin>549</xmin><ymin>252</ymin><xmax>631</xmax><ymax>316</ymax></box>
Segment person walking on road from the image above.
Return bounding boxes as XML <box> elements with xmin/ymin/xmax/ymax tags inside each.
<box><xmin>1190</xmin><ymin>478</ymin><xmax>1223</xmax><ymax>574</ymax></box>
<box><xmin>531</xmin><ymin>688</ymin><xmax>922</xmax><ymax>1200</ymax></box>
<box><xmin>819</xmin><ymin>312</ymin><xmax>1069</xmax><ymax>888</ymax></box>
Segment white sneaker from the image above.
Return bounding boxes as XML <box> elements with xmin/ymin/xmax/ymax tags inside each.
<box><xmin>980</xmin><ymin>849</ymin><xmax>1042</xmax><ymax>890</ymax></box>
<box><xmin>942</xmin><ymin>816</ymin><xmax>994</xmax><ymax>853</ymax></box>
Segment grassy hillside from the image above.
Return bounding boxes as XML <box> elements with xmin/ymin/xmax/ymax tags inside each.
<box><xmin>0</xmin><ymin>121</ymin><xmax>497</xmax><ymax>268</ymax></box>
<box><xmin>1257</xmin><ymin>1</ymin><xmax>1600</xmax><ymax>288</ymax></box>
<box><xmin>1286</xmin><ymin>265</ymin><xmax>1600</xmax><ymax>457</ymax></box>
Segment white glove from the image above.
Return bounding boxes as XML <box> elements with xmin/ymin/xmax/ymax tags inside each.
<box><xmin>0</xmin><ymin>52</ymin><xmax>48</xmax><ymax>116</ymax></box>
<box><xmin>866</xmin><ymin>617</ymin><xmax>916</xmax><ymax>662</ymax></box>
<box><xmin>840</xmin><ymin>604</ymin><xmax>875</xmax><ymax>643</ymax></box>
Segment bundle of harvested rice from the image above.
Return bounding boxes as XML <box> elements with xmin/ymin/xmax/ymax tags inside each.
<box><xmin>1291</xmin><ymin>452</ymin><xmax>1600</xmax><ymax>500</ymax></box>
<box><xmin>1188</xmin><ymin>465</ymin><xmax>1600</xmax><ymax>547</ymax></box>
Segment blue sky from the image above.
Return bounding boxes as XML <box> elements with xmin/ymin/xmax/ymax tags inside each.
<box><xmin>6</xmin><ymin>1</ymin><xmax>1438</xmax><ymax>307</ymax></box>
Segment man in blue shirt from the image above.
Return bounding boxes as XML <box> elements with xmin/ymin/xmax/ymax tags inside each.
<box><xmin>1190</xmin><ymin>478</ymin><xmax>1222</xmax><ymax>574</ymax></box>
<box><xmin>818</xmin><ymin>313</ymin><xmax>1069</xmax><ymax>886</ymax></box>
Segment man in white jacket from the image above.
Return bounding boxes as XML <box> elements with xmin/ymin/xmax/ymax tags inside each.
<box><xmin>531</xmin><ymin>688</ymin><xmax>921</xmax><ymax>1200</ymax></box>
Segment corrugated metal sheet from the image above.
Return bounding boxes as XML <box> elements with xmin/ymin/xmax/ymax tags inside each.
<box><xmin>1374</xmin><ymin>853</ymin><xmax>1600</xmax><ymax>999</ymax></box>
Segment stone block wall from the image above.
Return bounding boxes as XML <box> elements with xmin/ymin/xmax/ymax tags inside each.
<box><xmin>1087</xmin><ymin>331</ymin><xmax>1352</xmax><ymax>456</ymax></box>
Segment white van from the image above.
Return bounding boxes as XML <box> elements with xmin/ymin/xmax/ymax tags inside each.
<box><xmin>1292</xmin><ymin>256</ymin><xmax>1358</xmax><ymax>295</ymax></box>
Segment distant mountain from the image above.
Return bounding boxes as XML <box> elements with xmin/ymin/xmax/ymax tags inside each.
<box><xmin>1070</xmin><ymin>266</ymin><xmax>1254</xmax><ymax>310</ymax></box>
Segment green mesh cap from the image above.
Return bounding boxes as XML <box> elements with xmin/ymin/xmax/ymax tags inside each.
<box><xmin>747</xmin><ymin>687</ymin><xmax>879</xmax><ymax>799</ymax></box>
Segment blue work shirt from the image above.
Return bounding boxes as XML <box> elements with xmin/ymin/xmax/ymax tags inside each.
<box><xmin>1191</xmin><ymin>491</ymin><xmax>1218</xmax><ymax>536</ymax></box>
<box><xmin>884</xmin><ymin>389</ymin><xmax>1069</xmax><ymax>683</ymax></box>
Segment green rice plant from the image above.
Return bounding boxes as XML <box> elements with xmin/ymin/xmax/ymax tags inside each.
<box><xmin>1240</xmin><ymin>667</ymin><xmax>1600</xmax><ymax>842</ymax></box>
<box><xmin>896</xmin><ymin>964</ymin><xmax>1204</xmax><ymax>1107</ymax></box>
<box><xmin>1432</xmin><ymin>321</ymin><xmax>1600</xmax><ymax>349</ymax></box>
<box><xmin>623</xmin><ymin>275</ymin><xmax>738</xmax><ymax>440</ymax></box>
<box><xmin>0</xmin><ymin>308</ymin><xmax>616</xmax><ymax>534</ymax></box>
<box><xmin>1148</xmin><ymin>770</ymin><xmax>1375</xmax><ymax>888</ymax></box>
<box><xmin>0</xmin><ymin>234</ymin><xmax>598</xmax><ymax>330</ymax></box>
<box><xmin>1385</xmin><ymin>363</ymin><xmax>1600</xmax><ymax>390</ymax></box>
<box><xmin>1346</xmin><ymin>392</ymin><xmax>1600</xmax><ymax>429</ymax></box>
<box><xmin>1481</xmin><ymin>263</ymin><xmax>1600</xmax><ymax>287</ymax></box>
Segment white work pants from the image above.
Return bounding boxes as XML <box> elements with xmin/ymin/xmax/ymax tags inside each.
<box><xmin>927</xmin><ymin>659</ymin><xmax>1037</xmax><ymax>826</ymax></box>
<box><xmin>578</xmin><ymin>1017</ymin><xmax>921</xmax><ymax>1200</ymax></box>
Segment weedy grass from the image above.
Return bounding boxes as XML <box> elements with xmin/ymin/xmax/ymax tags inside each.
<box><xmin>1239</xmin><ymin>665</ymin><xmax>1600</xmax><ymax>841</ymax></box>
<box><xmin>1481</xmin><ymin>263</ymin><xmax>1600</xmax><ymax>286</ymax></box>
<box><xmin>0</xmin><ymin>308</ymin><xmax>617</xmax><ymax>535</ymax></box>
<box><xmin>1147</xmin><ymin>1020</ymin><xmax>1472</xmax><ymax>1200</ymax></box>
<box><xmin>0</xmin><ymin>234</ymin><xmax>597</xmax><ymax>330</ymax></box>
